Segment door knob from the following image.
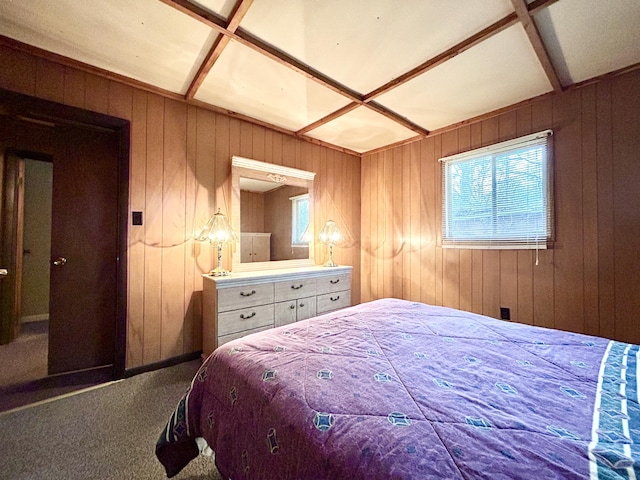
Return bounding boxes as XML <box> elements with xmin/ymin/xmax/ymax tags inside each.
<box><xmin>53</xmin><ymin>257</ymin><xmax>67</xmax><ymax>266</ymax></box>
<box><xmin>0</xmin><ymin>268</ymin><xmax>8</xmax><ymax>277</ymax></box>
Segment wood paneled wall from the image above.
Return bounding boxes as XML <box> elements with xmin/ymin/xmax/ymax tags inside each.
<box><xmin>362</xmin><ymin>68</ymin><xmax>640</xmax><ymax>345</ymax></box>
<box><xmin>0</xmin><ymin>45</ymin><xmax>361</xmax><ymax>369</ymax></box>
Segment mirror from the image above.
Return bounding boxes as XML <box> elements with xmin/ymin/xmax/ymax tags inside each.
<box><xmin>231</xmin><ymin>156</ymin><xmax>315</xmax><ymax>272</ymax></box>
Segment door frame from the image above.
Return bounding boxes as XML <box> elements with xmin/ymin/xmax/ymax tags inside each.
<box><xmin>0</xmin><ymin>88</ymin><xmax>130</xmax><ymax>378</ymax></box>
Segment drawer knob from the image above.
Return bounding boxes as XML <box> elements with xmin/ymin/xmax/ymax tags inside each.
<box><xmin>299</xmin><ymin>302</ymin><xmax>305</xmax><ymax>308</ymax></box>
<box><xmin>290</xmin><ymin>304</ymin><xmax>295</xmax><ymax>310</ymax></box>
<box><xmin>291</xmin><ymin>284</ymin><xmax>303</xmax><ymax>290</ymax></box>
<box><xmin>240</xmin><ymin>312</ymin><xmax>256</xmax><ymax>319</ymax></box>
<box><xmin>330</xmin><ymin>295</ymin><xmax>340</xmax><ymax>302</ymax></box>
<box><xmin>330</xmin><ymin>279</ymin><xmax>340</xmax><ymax>284</ymax></box>
<box><xmin>240</xmin><ymin>290</ymin><xmax>256</xmax><ymax>297</ymax></box>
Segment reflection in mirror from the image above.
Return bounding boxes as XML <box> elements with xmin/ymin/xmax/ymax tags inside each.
<box><xmin>231</xmin><ymin>156</ymin><xmax>316</xmax><ymax>272</ymax></box>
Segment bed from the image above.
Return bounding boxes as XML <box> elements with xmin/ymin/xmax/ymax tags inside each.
<box><xmin>156</xmin><ymin>298</ymin><xmax>640</xmax><ymax>479</ymax></box>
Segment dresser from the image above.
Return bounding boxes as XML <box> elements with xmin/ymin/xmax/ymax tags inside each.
<box><xmin>202</xmin><ymin>266</ymin><xmax>352</xmax><ymax>358</ymax></box>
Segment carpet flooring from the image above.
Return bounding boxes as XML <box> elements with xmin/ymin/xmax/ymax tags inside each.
<box><xmin>0</xmin><ymin>359</ymin><xmax>222</xmax><ymax>480</ymax></box>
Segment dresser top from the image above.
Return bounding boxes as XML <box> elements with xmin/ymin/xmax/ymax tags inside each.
<box><xmin>203</xmin><ymin>265</ymin><xmax>352</xmax><ymax>287</ymax></box>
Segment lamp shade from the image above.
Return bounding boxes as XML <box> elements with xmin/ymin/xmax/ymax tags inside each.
<box><xmin>196</xmin><ymin>209</ymin><xmax>238</xmax><ymax>276</ymax></box>
<box><xmin>196</xmin><ymin>209</ymin><xmax>238</xmax><ymax>245</ymax></box>
<box><xmin>318</xmin><ymin>220</ymin><xmax>343</xmax><ymax>246</ymax></box>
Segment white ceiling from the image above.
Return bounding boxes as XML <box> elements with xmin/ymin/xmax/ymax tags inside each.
<box><xmin>1</xmin><ymin>0</ymin><xmax>639</xmax><ymax>155</ymax></box>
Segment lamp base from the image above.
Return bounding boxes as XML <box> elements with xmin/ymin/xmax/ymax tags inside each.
<box><xmin>209</xmin><ymin>267</ymin><xmax>231</xmax><ymax>276</ymax></box>
<box><xmin>323</xmin><ymin>259</ymin><xmax>338</xmax><ymax>267</ymax></box>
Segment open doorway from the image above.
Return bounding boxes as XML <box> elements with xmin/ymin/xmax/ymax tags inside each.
<box><xmin>0</xmin><ymin>158</ymin><xmax>52</xmax><ymax>388</ymax></box>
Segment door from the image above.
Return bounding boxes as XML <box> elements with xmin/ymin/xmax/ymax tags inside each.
<box><xmin>47</xmin><ymin>125</ymin><xmax>119</xmax><ymax>375</ymax></box>
<box><xmin>0</xmin><ymin>152</ymin><xmax>25</xmax><ymax>344</ymax></box>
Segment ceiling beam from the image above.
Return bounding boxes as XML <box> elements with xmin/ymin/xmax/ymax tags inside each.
<box><xmin>363</xmin><ymin>13</ymin><xmax>518</xmax><ymax>102</ymax></box>
<box><xmin>185</xmin><ymin>0</ymin><xmax>254</xmax><ymax>99</ymax></box>
<box><xmin>160</xmin><ymin>0</ymin><xmax>429</xmax><ymax>138</ymax></box>
<box><xmin>296</xmin><ymin>103</ymin><xmax>359</xmax><ymax>135</ymax></box>
<box><xmin>510</xmin><ymin>0</ymin><xmax>563</xmax><ymax>93</ymax></box>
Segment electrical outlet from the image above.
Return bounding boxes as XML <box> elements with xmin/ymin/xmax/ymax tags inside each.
<box><xmin>500</xmin><ymin>307</ymin><xmax>510</xmax><ymax>321</ymax></box>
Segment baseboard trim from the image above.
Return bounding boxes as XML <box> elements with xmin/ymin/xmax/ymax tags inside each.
<box><xmin>123</xmin><ymin>351</ymin><xmax>202</xmax><ymax>378</ymax></box>
<box><xmin>0</xmin><ymin>365</ymin><xmax>114</xmax><ymax>395</ymax></box>
<box><xmin>20</xmin><ymin>314</ymin><xmax>49</xmax><ymax>323</ymax></box>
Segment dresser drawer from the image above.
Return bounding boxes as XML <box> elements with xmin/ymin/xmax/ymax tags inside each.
<box><xmin>274</xmin><ymin>278</ymin><xmax>317</xmax><ymax>302</ymax></box>
<box><xmin>218</xmin><ymin>283</ymin><xmax>274</xmax><ymax>312</ymax></box>
<box><xmin>316</xmin><ymin>274</ymin><xmax>351</xmax><ymax>295</ymax></box>
<box><xmin>218</xmin><ymin>325</ymin><xmax>272</xmax><ymax>347</ymax></box>
<box><xmin>316</xmin><ymin>290</ymin><xmax>351</xmax><ymax>314</ymax></box>
<box><xmin>218</xmin><ymin>304</ymin><xmax>274</xmax><ymax>336</ymax></box>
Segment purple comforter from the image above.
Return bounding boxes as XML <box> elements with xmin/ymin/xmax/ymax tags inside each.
<box><xmin>157</xmin><ymin>298</ymin><xmax>640</xmax><ymax>479</ymax></box>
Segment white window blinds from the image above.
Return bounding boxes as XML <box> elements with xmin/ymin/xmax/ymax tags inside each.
<box><xmin>440</xmin><ymin>130</ymin><xmax>553</xmax><ymax>249</ymax></box>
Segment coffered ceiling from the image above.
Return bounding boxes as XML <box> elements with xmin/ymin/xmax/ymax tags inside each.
<box><xmin>1</xmin><ymin>0</ymin><xmax>639</xmax><ymax>155</ymax></box>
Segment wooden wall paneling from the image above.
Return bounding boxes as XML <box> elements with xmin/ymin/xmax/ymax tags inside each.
<box><xmin>0</xmin><ymin>47</ymin><xmax>36</xmax><ymax>95</ymax></box>
<box><xmin>498</xmin><ymin>111</ymin><xmax>519</xmax><ymax>321</ymax></box>
<box><xmin>469</xmin><ymin>122</ymin><xmax>484</xmax><ymax>314</ymax></box>
<box><xmin>480</xmin><ymin>117</ymin><xmax>500</xmax><ymax>317</ymax></box>
<box><xmin>360</xmin><ymin>155</ymin><xmax>371</xmax><ymax>302</ymax></box>
<box><xmin>339</xmin><ymin>150</ymin><xmax>349</xmax><ymax>268</ymax></box>
<box><xmin>239</xmin><ymin>121</ymin><xmax>253</xmax><ymax>158</ymax></box>
<box><xmin>282</xmin><ymin>134</ymin><xmax>296</xmax><ymax>169</ymax></box>
<box><xmin>108</xmin><ymin>81</ymin><xmax>133</xmax><ymax>121</ymax></box>
<box><xmin>310</xmin><ymin>144</ymin><xmax>321</xmax><ymax>265</ymax></box>
<box><xmin>142</xmin><ymin>93</ymin><xmax>164</xmax><ymax>364</ymax></box>
<box><xmin>409</xmin><ymin>141</ymin><xmax>421</xmax><ymax>302</ymax></box>
<box><xmin>215</xmin><ymin>114</ymin><xmax>231</xmax><ymax>268</ymax></box>
<box><xmin>126</xmin><ymin>89</ymin><xmax>147</xmax><ymax>368</ymax></box>
<box><xmin>580</xmin><ymin>84</ymin><xmax>599</xmax><ymax>337</ymax></box>
<box><xmin>316</xmin><ymin>147</ymin><xmax>327</xmax><ymax>265</ymax></box>
<box><xmin>383</xmin><ymin>149</ymin><xmax>394</xmax><ymax>299</ymax></box>
<box><xmin>595</xmin><ymin>79</ymin><xmax>615</xmax><ymax>340</ymax></box>
<box><xmin>63</xmin><ymin>67</ymin><xmax>86</xmax><ymax>109</ymax></box>
<box><xmin>183</xmin><ymin>104</ymin><xmax>198</xmax><ymax>353</ymax></box>
<box><xmin>194</xmin><ymin>109</ymin><xmax>216</xmax><ymax>290</ymax></box>
<box><xmin>531</xmin><ymin>98</ymin><xmax>554</xmax><ymax>328</ymax></box>
<box><xmin>392</xmin><ymin>147</ymin><xmax>403</xmax><ymax>299</ymax></box>
<box><xmin>35</xmin><ymin>58</ymin><xmax>64</xmax><ymax>103</ymax></box>
<box><xmin>401</xmin><ymin>145</ymin><xmax>411</xmax><ymax>299</ymax></box>
<box><xmin>263</xmin><ymin>128</ymin><xmax>274</xmax><ymax>164</ymax></box>
<box><xmin>351</xmin><ymin>153</ymin><xmax>361</xmax><ymax>304</ymax></box>
<box><xmin>271</xmin><ymin>131</ymin><xmax>283</xmax><ymax>166</ymax></box>
<box><xmin>420</xmin><ymin>137</ymin><xmax>436</xmax><ymax>306</ymax></box>
<box><xmin>611</xmin><ymin>72</ymin><xmax>640</xmax><ymax>344</ymax></box>
<box><xmin>457</xmin><ymin>126</ymin><xmax>472</xmax><ymax>312</ymax></box>
<box><xmin>552</xmin><ymin>89</ymin><xmax>584</xmax><ymax>334</ymax></box>
<box><xmin>373</xmin><ymin>152</ymin><xmax>383</xmax><ymax>299</ymax></box>
<box><xmin>160</xmin><ymin>99</ymin><xmax>187</xmax><ymax>359</ymax></box>
<box><xmin>441</xmin><ymin>130</ymin><xmax>459</xmax><ymax>309</ymax></box>
<box><xmin>84</xmin><ymin>74</ymin><xmax>110</xmax><ymax>114</ymax></box>
<box><xmin>433</xmin><ymin>135</ymin><xmax>443</xmax><ymax>306</ymax></box>
<box><xmin>515</xmin><ymin>105</ymin><xmax>534</xmax><ymax>325</ymax></box>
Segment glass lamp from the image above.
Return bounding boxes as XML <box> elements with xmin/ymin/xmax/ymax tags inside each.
<box><xmin>196</xmin><ymin>209</ymin><xmax>238</xmax><ymax>276</ymax></box>
<box><xmin>318</xmin><ymin>220</ymin><xmax>343</xmax><ymax>267</ymax></box>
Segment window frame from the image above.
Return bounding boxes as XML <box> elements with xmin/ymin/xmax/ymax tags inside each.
<box><xmin>439</xmin><ymin>130</ymin><xmax>554</xmax><ymax>250</ymax></box>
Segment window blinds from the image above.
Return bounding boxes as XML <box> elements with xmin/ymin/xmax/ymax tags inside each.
<box><xmin>440</xmin><ymin>130</ymin><xmax>553</xmax><ymax>249</ymax></box>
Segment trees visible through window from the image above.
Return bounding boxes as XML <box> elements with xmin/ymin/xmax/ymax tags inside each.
<box><xmin>290</xmin><ymin>193</ymin><xmax>309</xmax><ymax>246</ymax></box>
<box><xmin>440</xmin><ymin>130</ymin><xmax>553</xmax><ymax>249</ymax></box>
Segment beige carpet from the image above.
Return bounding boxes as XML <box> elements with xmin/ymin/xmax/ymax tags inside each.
<box><xmin>0</xmin><ymin>320</ymin><xmax>48</xmax><ymax>386</ymax></box>
<box><xmin>0</xmin><ymin>359</ymin><xmax>222</xmax><ymax>479</ymax></box>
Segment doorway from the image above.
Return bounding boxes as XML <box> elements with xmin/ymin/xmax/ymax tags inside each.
<box><xmin>0</xmin><ymin>88</ymin><xmax>129</xmax><ymax>408</ymax></box>
<box><xmin>0</xmin><ymin>158</ymin><xmax>52</xmax><ymax>388</ymax></box>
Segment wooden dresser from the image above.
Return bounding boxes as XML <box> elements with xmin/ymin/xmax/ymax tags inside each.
<box><xmin>202</xmin><ymin>266</ymin><xmax>352</xmax><ymax>358</ymax></box>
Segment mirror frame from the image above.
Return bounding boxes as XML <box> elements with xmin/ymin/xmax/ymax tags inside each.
<box><xmin>231</xmin><ymin>156</ymin><xmax>316</xmax><ymax>272</ymax></box>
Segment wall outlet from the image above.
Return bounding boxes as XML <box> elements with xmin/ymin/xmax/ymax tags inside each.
<box><xmin>500</xmin><ymin>307</ymin><xmax>510</xmax><ymax>321</ymax></box>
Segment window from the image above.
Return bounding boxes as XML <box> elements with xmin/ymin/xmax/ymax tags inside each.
<box><xmin>290</xmin><ymin>193</ymin><xmax>309</xmax><ymax>246</ymax></box>
<box><xmin>440</xmin><ymin>130</ymin><xmax>553</xmax><ymax>249</ymax></box>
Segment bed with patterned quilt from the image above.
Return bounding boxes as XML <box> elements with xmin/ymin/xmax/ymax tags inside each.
<box><xmin>156</xmin><ymin>298</ymin><xmax>640</xmax><ymax>479</ymax></box>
